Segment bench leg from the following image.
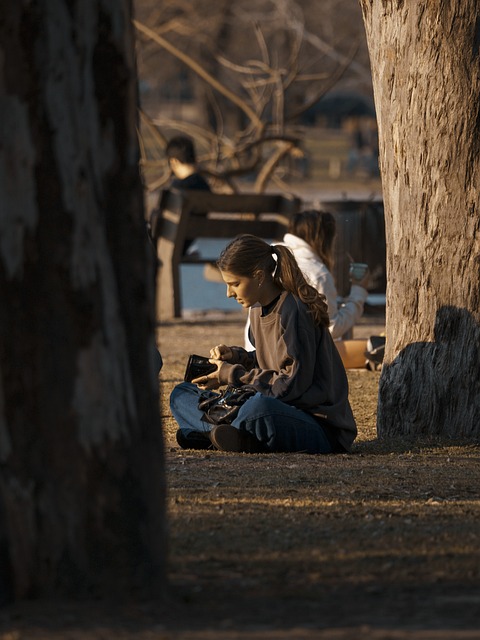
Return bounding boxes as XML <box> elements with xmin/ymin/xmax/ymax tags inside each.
<box><xmin>156</xmin><ymin>239</ymin><xmax>182</xmax><ymax>321</ymax></box>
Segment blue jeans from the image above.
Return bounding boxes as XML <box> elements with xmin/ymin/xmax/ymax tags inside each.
<box><xmin>170</xmin><ymin>382</ymin><xmax>333</xmax><ymax>454</ymax></box>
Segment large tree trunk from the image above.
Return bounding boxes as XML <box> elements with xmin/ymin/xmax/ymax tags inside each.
<box><xmin>360</xmin><ymin>2</ymin><xmax>480</xmax><ymax>438</ymax></box>
<box><xmin>0</xmin><ymin>0</ymin><xmax>166</xmax><ymax>600</ymax></box>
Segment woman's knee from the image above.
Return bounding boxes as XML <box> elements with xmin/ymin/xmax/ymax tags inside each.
<box><xmin>239</xmin><ymin>393</ymin><xmax>279</xmax><ymax>416</ymax></box>
<box><xmin>170</xmin><ymin>381</ymin><xmax>189</xmax><ymax>401</ymax></box>
<box><xmin>170</xmin><ymin>381</ymin><xmax>199</xmax><ymax>411</ymax></box>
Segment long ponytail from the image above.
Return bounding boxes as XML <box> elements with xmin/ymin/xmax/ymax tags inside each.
<box><xmin>271</xmin><ymin>244</ymin><xmax>330</xmax><ymax>328</ymax></box>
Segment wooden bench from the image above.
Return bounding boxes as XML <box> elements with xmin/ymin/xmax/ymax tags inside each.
<box><xmin>150</xmin><ymin>189</ymin><xmax>301</xmax><ymax>320</ymax></box>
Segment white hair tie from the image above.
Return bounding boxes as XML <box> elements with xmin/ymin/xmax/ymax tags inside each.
<box><xmin>271</xmin><ymin>248</ymin><xmax>279</xmax><ymax>277</ymax></box>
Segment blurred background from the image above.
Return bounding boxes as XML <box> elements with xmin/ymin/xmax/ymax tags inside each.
<box><xmin>133</xmin><ymin>0</ymin><xmax>385</xmax><ymax>314</ymax></box>
<box><xmin>134</xmin><ymin>0</ymin><xmax>380</xmax><ymax>197</ymax></box>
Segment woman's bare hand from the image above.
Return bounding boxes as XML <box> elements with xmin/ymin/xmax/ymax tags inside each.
<box><xmin>210</xmin><ymin>344</ymin><xmax>233</xmax><ymax>361</ymax></box>
<box><xmin>351</xmin><ymin>268</ymin><xmax>370</xmax><ymax>289</ymax></box>
<box><xmin>192</xmin><ymin>359</ymin><xmax>222</xmax><ymax>389</ymax></box>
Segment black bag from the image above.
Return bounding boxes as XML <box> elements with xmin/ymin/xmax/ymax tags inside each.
<box><xmin>198</xmin><ymin>385</ymin><xmax>257</xmax><ymax>426</ymax></box>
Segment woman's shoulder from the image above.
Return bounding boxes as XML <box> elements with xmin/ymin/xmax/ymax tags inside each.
<box><xmin>282</xmin><ymin>233</ymin><xmax>316</xmax><ymax>258</ymax></box>
<box><xmin>283</xmin><ymin>234</ymin><xmax>328</xmax><ymax>272</ymax></box>
<box><xmin>278</xmin><ymin>293</ymin><xmax>328</xmax><ymax>336</ymax></box>
<box><xmin>278</xmin><ymin>291</ymin><xmax>309</xmax><ymax>316</ymax></box>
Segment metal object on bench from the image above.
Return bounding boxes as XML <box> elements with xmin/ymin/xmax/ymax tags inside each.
<box><xmin>152</xmin><ymin>189</ymin><xmax>301</xmax><ymax>320</ymax></box>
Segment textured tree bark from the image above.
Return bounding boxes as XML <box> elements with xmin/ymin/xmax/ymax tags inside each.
<box><xmin>360</xmin><ymin>2</ymin><xmax>480</xmax><ymax>438</ymax></box>
<box><xmin>0</xmin><ymin>0</ymin><xmax>166</xmax><ymax>599</ymax></box>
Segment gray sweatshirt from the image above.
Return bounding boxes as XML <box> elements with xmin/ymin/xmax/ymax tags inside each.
<box><xmin>217</xmin><ymin>291</ymin><xmax>357</xmax><ymax>452</ymax></box>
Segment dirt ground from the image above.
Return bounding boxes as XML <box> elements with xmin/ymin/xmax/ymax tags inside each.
<box><xmin>1</xmin><ymin>312</ymin><xmax>479</xmax><ymax>639</ymax></box>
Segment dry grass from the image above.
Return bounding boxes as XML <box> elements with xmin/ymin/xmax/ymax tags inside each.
<box><xmin>155</xmin><ymin>314</ymin><xmax>480</xmax><ymax>638</ymax></box>
<box><xmin>1</xmin><ymin>314</ymin><xmax>478</xmax><ymax>639</ymax></box>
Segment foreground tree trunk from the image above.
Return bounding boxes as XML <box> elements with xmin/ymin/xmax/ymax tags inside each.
<box><xmin>360</xmin><ymin>2</ymin><xmax>480</xmax><ymax>438</ymax></box>
<box><xmin>0</xmin><ymin>1</ymin><xmax>165</xmax><ymax>599</ymax></box>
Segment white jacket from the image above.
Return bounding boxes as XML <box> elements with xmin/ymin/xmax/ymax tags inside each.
<box><xmin>281</xmin><ymin>233</ymin><xmax>367</xmax><ymax>339</ymax></box>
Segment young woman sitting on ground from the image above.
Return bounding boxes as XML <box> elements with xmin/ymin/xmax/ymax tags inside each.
<box><xmin>170</xmin><ymin>234</ymin><xmax>357</xmax><ymax>454</ymax></box>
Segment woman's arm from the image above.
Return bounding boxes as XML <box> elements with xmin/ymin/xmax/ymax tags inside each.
<box><xmin>210</xmin><ymin>344</ymin><xmax>256</xmax><ymax>368</ymax></box>
<box><xmin>310</xmin><ymin>267</ymin><xmax>368</xmax><ymax>340</ymax></box>
<box><xmin>329</xmin><ymin>284</ymin><xmax>368</xmax><ymax>340</ymax></box>
<box><xmin>216</xmin><ymin>298</ymin><xmax>319</xmax><ymax>401</ymax></box>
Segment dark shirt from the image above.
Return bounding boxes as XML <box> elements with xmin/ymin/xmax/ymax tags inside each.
<box><xmin>170</xmin><ymin>172</ymin><xmax>211</xmax><ymax>255</ymax></box>
<box><xmin>148</xmin><ymin>172</ymin><xmax>210</xmax><ymax>241</ymax></box>
<box><xmin>171</xmin><ymin>173</ymin><xmax>211</xmax><ymax>191</ymax></box>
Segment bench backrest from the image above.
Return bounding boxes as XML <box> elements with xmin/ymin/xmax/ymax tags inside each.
<box><xmin>151</xmin><ymin>189</ymin><xmax>302</xmax><ymax>246</ymax></box>
<box><xmin>153</xmin><ymin>189</ymin><xmax>302</xmax><ymax>319</ymax></box>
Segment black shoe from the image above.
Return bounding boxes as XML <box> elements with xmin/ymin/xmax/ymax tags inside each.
<box><xmin>176</xmin><ymin>429</ymin><xmax>212</xmax><ymax>450</ymax></box>
<box><xmin>209</xmin><ymin>424</ymin><xmax>265</xmax><ymax>453</ymax></box>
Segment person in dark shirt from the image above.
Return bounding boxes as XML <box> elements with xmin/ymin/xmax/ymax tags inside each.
<box><xmin>149</xmin><ymin>136</ymin><xmax>211</xmax><ymax>369</ymax></box>
<box><xmin>166</xmin><ymin>135</ymin><xmax>211</xmax><ymax>191</ymax></box>
<box><xmin>163</xmin><ymin>135</ymin><xmax>211</xmax><ymax>257</ymax></box>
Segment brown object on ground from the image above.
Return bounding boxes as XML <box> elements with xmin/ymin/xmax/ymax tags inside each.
<box><xmin>1</xmin><ymin>313</ymin><xmax>479</xmax><ymax>639</ymax></box>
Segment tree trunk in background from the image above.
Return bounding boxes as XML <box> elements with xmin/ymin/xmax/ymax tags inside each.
<box><xmin>360</xmin><ymin>2</ymin><xmax>480</xmax><ymax>438</ymax></box>
<box><xmin>0</xmin><ymin>0</ymin><xmax>165</xmax><ymax>600</ymax></box>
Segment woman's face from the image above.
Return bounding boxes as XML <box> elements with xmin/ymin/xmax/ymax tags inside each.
<box><xmin>220</xmin><ymin>270</ymin><xmax>260</xmax><ymax>308</ymax></box>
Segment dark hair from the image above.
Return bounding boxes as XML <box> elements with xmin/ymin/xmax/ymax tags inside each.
<box><xmin>166</xmin><ymin>135</ymin><xmax>196</xmax><ymax>164</ymax></box>
<box><xmin>288</xmin><ymin>210</ymin><xmax>336</xmax><ymax>272</ymax></box>
<box><xmin>217</xmin><ymin>234</ymin><xmax>329</xmax><ymax>327</ymax></box>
